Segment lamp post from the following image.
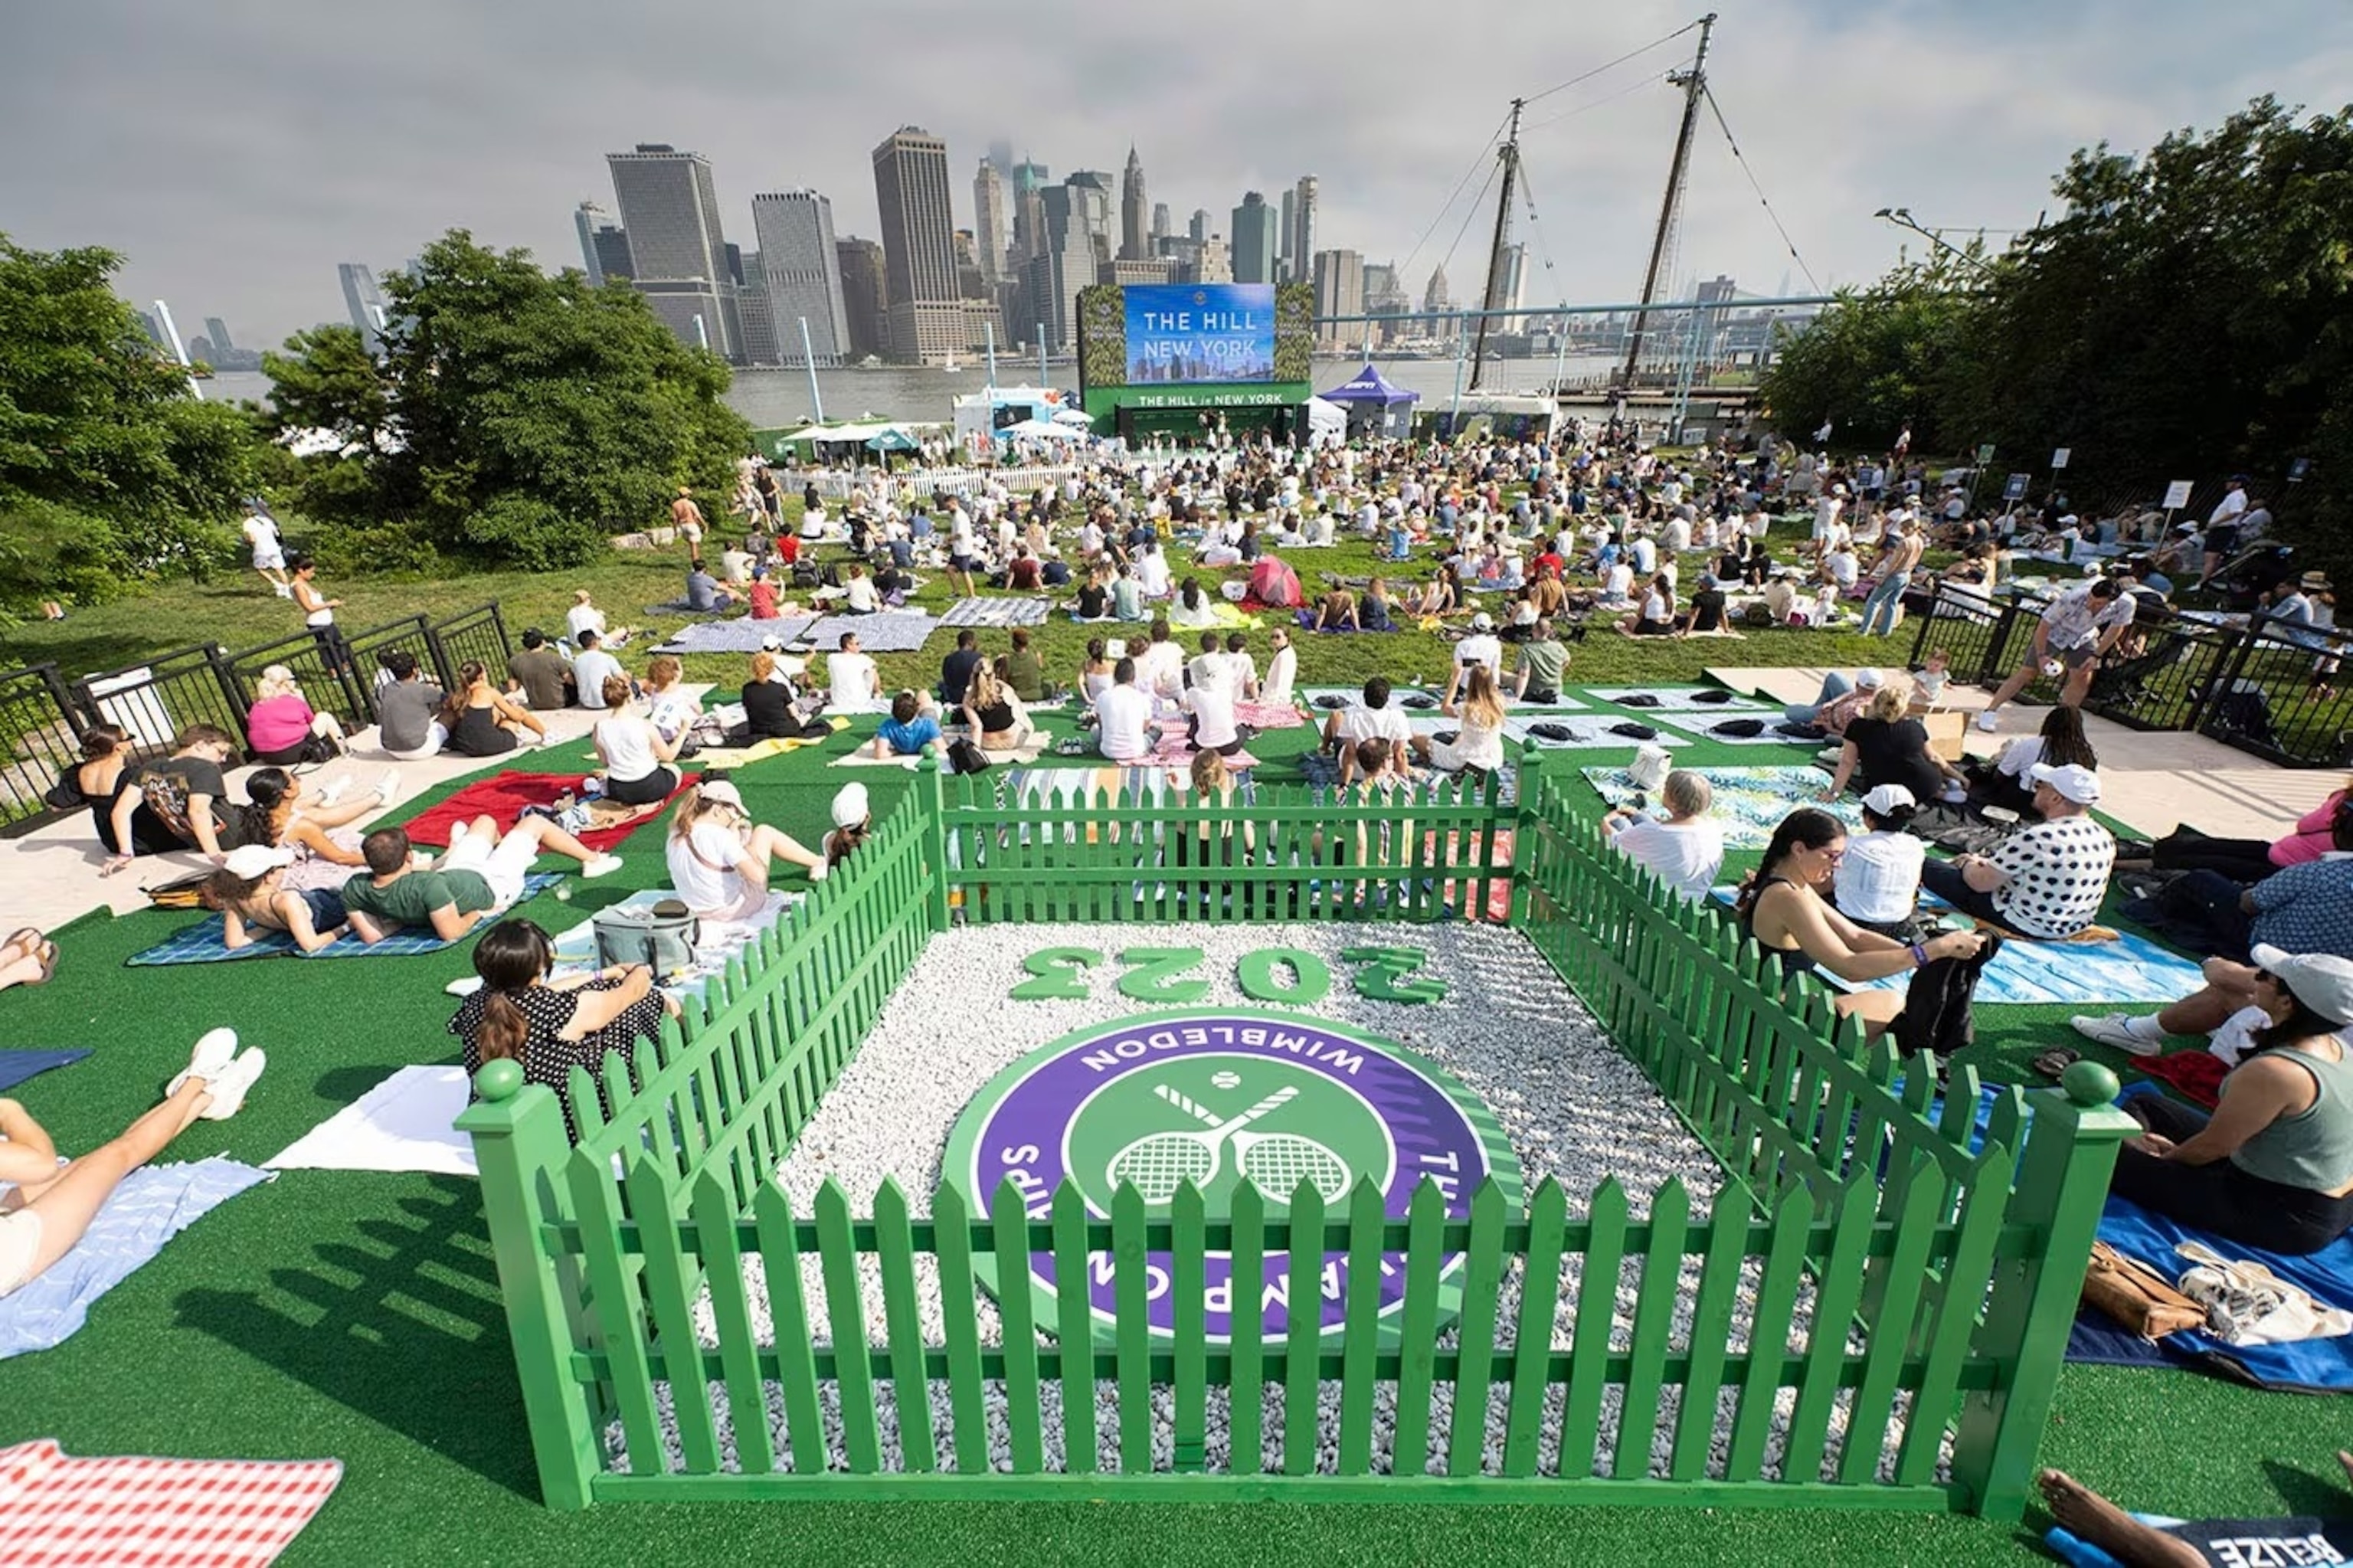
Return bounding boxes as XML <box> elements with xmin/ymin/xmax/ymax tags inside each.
<box><xmin>797</xmin><ymin>317</ymin><xmax>825</xmax><ymax>423</ymax></box>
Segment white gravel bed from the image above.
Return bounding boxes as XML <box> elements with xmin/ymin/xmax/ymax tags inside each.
<box><xmin>614</xmin><ymin>922</ymin><xmax>1946</xmax><ymax>1485</ymax></box>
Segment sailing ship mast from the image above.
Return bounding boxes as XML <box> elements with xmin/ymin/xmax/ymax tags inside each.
<box><xmin>1466</xmin><ymin>98</ymin><xmax>1523</xmax><ymax>394</ymax></box>
<box><xmin>1619</xmin><ymin>11</ymin><xmax>1716</xmax><ymax>388</ymax></box>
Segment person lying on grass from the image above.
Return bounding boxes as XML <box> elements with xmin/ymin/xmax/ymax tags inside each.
<box><xmin>207</xmin><ymin>843</ymin><xmax>350</xmax><ymax>954</ymax></box>
<box><xmin>342</xmin><ymin>821</ymin><xmax>620</xmax><ymax>944</ymax></box>
<box><xmin>0</xmin><ymin>1028</ymin><xmax>264</xmax><ymax>1297</ymax></box>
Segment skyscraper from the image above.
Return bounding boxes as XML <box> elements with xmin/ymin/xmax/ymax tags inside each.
<box><xmin>1120</xmin><ymin>147</ymin><xmax>1148</xmax><ymax>263</ymax></box>
<box><xmin>1010</xmin><ymin>158</ymin><xmax>1049</xmax><ymax>265</ymax></box>
<box><xmin>1151</xmin><ymin>202</ymin><xmax>1171</xmax><ymax>240</ymax></box>
<box><xmin>1292</xmin><ymin>176</ymin><xmax>1319</xmax><ymax>287</ymax></box>
<box><xmin>574</xmin><ymin>200</ymin><xmax>626</xmax><ymax>286</ymax></box>
<box><xmin>337</xmin><ymin>263</ymin><xmax>386</xmax><ymax>350</ymax></box>
<box><xmin>204</xmin><ymin>317</ymin><xmax>234</xmax><ymax>355</ymax></box>
<box><xmin>1278</xmin><ymin>189</ymin><xmax>1295</xmax><ymax>277</ymax></box>
<box><xmin>1311</xmin><ymin>249</ymin><xmax>1363</xmax><ymax>347</ymax></box>
<box><xmin>835</xmin><ymin>237</ymin><xmax>889</xmax><ymax>362</ymax></box>
<box><xmin>973</xmin><ymin>159</ymin><xmax>1008</xmax><ymax>285</ymax></box>
<box><xmin>1230</xmin><ymin>192</ymin><xmax>1277</xmax><ymax>285</ymax></box>
<box><xmin>751</xmin><ymin>190</ymin><xmax>853</xmax><ymax>367</ymax></box>
<box><xmin>1025</xmin><ymin>183</ymin><xmax>1098</xmax><ymax>354</ymax></box>
<box><xmin>735</xmin><ymin>258</ymin><xmax>781</xmax><ymax>364</ymax></box>
<box><xmin>871</xmin><ymin>126</ymin><xmax>962</xmax><ymax>364</ymax></box>
<box><xmin>1423</xmin><ymin>264</ymin><xmax>1452</xmax><ymax>314</ymax></box>
<box><xmin>605</xmin><ymin>143</ymin><xmax>742</xmax><ymax>361</ymax></box>
<box><xmin>1189</xmin><ymin>208</ymin><xmax>1209</xmax><ymax>243</ymax></box>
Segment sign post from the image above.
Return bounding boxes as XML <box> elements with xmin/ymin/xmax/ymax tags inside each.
<box><xmin>2004</xmin><ymin>473</ymin><xmax>2031</xmax><ymax>503</ymax></box>
<box><xmin>2160</xmin><ymin>478</ymin><xmax>2194</xmax><ymax>538</ymax></box>
<box><xmin>2050</xmin><ymin>447</ymin><xmax>2071</xmax><ymax>471</ymax></box>
<box><xmin>1968</xmin><ymin>444</ymin><xmax>1996</xmax><ymax>511</ymax></box>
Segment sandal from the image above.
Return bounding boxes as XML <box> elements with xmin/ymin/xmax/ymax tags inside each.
<box><xmin>2031</xmin><ymin>1046</ymin><xmax>2082</xmax><ymax>1080</ymax></box>
<box><xmin>2</xmin><ymin>928</ymin><xmax>41</xmax><ymax>960</ymax></box>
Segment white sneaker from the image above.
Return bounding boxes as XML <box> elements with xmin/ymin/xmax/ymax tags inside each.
<box><xmin>807</xmin><ymin>857</ymin><xmax>830</xmax><ymax>882</ymax></box>
<box><xmin>447</xmin><ymin>821</ymin><xmax>468</xmax><ymax>846</ymax></box>
<box><xmin>579</xmin><ymin>854</ymin><xmax>624</xmax><ymax>879</ymax></box>
<box><xmin>316</xmin><ymin>777</ymin><xmax>351</xmax><ymax>807</ymax></box>
<box><xmin>2071</xmin><ymin>1013</ymin><xmax>2162</xmax><ymax>1057</ymax></box>
<box><xmin>1973</xmin><ymin>710</ymin><xmax>2001</xmax><ymax>732</ymax></box>
<box><xmin>168</xmin><ymin>1027</ymin><xmax>237</xmax><ymax>1098</ymax></box>
<box><xmin>376</xmin><ymin>771</ymin><xmax>400</xmax><ymax>805</ymax></box>
<box><xmin>198</xmin><ymin>1048</ymin><xmax>267</xmax><ymax>1121</ymax></box>
<box><xmin>273</xmin><ymin>582</ymin><xmax>294</xmax><ymax>599</ymax></box>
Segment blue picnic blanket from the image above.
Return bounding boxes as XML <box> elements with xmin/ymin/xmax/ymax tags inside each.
<box><xmin>125</xmin><ymin>873</ymin><xmax>565</xmax><ymax>966</ymax></box>
<box><xmin>0</xmin><ymin>1157</ymin><xmax>269</xmax><ymax>1359</ymax></box>
<box><xmin>0</xmin><ymin>1050</ymin><xmax>91</xmax><ymax>1095</ymax></box>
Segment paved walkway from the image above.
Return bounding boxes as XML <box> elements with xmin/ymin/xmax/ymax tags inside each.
<box><xmin>1707</xmin><ymin>664</ymin><xmax>2335</xmax><ymax>843</ymax></box>
<box><xmin>0</xmin><ymin>696</ymin><xmax>700</xmax><ymax>935</ymax></box>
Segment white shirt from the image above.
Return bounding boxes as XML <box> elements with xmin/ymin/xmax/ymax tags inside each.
<box><xmin>1187</xmin><ymin>651</ymin><xmax>1235</xmax><ymax>696</ymax></box>
<box><xmin>2209</xmin><ymin>486</ymin><xmax>2247</xmax><ymax>526</ymax></box>
<box><xmin>571</xmin><ymin>649</ymin><xmax>624</xmax><ymax>708</ymax></box>
<box><xmin>1455</xmin><ymin>633</ymin><xmax>1503</xmax><ymax>676</ymax></box>
<box><xmin>1136</xmin><ymin>640</ymin><xmax>1184</xmax><ymax>698</ymax></box>
<box><xmin>1095</xmin><ymin>683</ymin><xmax>1154</xmax><ymax>760</ymax></box>
<box><xmin>595</xmin><ymin>713</ymin><xmax>661</xmax><ymax>784</ymax></box>
<box><xmin>1137</xmin><ymin>552</ymin><xmax>1171</xmax><ymax>597</ymax></box>
<box><xmin>826</xmin><ymin>651</ymin><xmax>879</xmax><ymax>709</ymax></box>
<box><xmin>1834</xmin><ymin>830</ymin><xmax>1926</xmax><ymax>924</ymax></box>
<box><xmin>1608</xmin><ymin>817</ymin><xmax>1725</xmax><ymax>903</ymax></box>
<box><xmin>666</xmin><ymin>822</ymin><xmax>757</xmax><ymax>918</ymax></box>
<box><xmin>1826</xmin><ymin>549</ymin><xmax>1860</xmax><ymax>588</ymax></box>
<box><xmin>843</xmin><ymin>575</ymin><xmax>881</xmax><ymax>612</ymax></box>
<box><xmin>566</xmin><ymin>603</ymin><xmax>607</xmax><ymax>643</ymax></box>
<box><xmin>1601</xmin><ymin>563</ymin><xmax>1635</xmax><ymax>602</ymax></box>
<box><xmin>1663</xmin><ymin>518</ymin><xmax>1691</xmax><ymax>552</ymax></box>
<box><xmin>1630</xmin><ymin>536</ymin><xmax>1658</xmax><ymax>574</ymax></box>
<box><xmin>1182</xmin><ymin>685</ymin><xmax>1239</xmax><ymax>750</ymax></box>
<box><xmin>1340</xmin><ymin>702</ymin><xmax>1413</xmax><ymax>747</ymax></box>
<box><xmin>1260</xmin><ymin>645</ymin><xmax>1294</xmax><ymax>705</ymax></box>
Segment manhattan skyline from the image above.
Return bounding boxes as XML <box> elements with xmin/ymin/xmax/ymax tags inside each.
<box><xmin>5</xmin><ymin>0</ymin><xmax>2348</xmax><ymax>348</ymax></box>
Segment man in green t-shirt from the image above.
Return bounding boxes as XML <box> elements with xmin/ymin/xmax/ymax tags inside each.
<box><xmin>342</xmin><ymin>816</ymin><xmax>622</xmax><ymax>943</ymax></box>
<box><xmin>1511</xmin><ymin>619</ymin><xmax>1569</xmax><ymax>704</ymax></box>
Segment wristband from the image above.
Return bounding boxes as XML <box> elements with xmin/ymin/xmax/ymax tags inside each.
<box><xmin>1910</xmin><ymin>943</ymin><xmax>1930</xmax><ymax>968</ymax></box>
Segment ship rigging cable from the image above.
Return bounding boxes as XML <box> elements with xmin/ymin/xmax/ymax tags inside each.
<box><xmin>1702</xmin><ymin>83</ymin><xmax>1821</xmax><ymax>293</ymax></box>
<box><xmin>1520</xmin><ymin>18</ymin><xmax>1707</xmax><ymax>107</ymax></box>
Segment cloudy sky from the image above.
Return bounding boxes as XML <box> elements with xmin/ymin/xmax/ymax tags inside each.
<box><xmin>7</xmin><ymin>0</ymin><xmax>2348</xmax><ymax>349</ymax></box>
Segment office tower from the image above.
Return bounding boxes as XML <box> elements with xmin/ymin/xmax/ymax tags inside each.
<box><xmin>1500</xmin><ymin>244</ymin><xmax>1528</xmax><ymax>313</ymax></box>
<box><xmin>204</xmin><ymin>317</ymin><xmax>234</xmax><ymax>355</ymax></box>
<box><xmin>574</xmin><ymin>200</ymin><xmax>630</xmax><ymax>285</ymax></box>
<box><xmin>1024</xmin><ymin>183</ymin><xmax>1097</xmax><ymax>354</ymax></box>
<box><xmin>835</xmin><ymin>237</ymin><xmax>889</xmax><ymax>361</ymax></box>
<box><xmin>1196</xmin><ymin>235</ymin><xmax>1232</xmax><ymax>284</ymax></box>
<box><xmin>188</xmin><ymin>335</ymin><xmax>216</xmax><ymax>364</ymax></box>
<box><xmin>1189</xmin><ymin>208</ymin><xmax>1209</xmax><ymax>243</ymax></box>
<box><xmin>735</xmin><ymin>257</ymin><xmax>781</xmax><ymax>364</ymax></box>
<box><xmin>133</xmin><ymin>308</ymin><xmax>165</xmax><ymax>348</ymax></box>
<box><xmin>1292</xmin><ymin>175</ymin><xmax>1319</xmax><ymax>286</ymax></box>
<box><xmin>1311</xmin><ymin>249</ymin><xmax>1363</xmax><ymax>346</ymax></box>
<box><xmin>605</xmin><ymin>143</ymin><xmax>743</xmax><ymax>361</ymax></box>
<box><xmin>751</xmin><ymin>189</ymin><xmax>853</xmax><ymax>367</ymax></box>
<box><xmin>987</xmin><ymin>138</ymin><xmax>1016</xmax><ymax>181</ymax></box>
<box><xmin>973</xmin><ymin>158</ymin><xmax>1008</xmax><ymax>285</ymax></box>
<box><xmin>1278</xmin><ymin>188</ymin><xmax>1294</xmax><ymax>277</ymax></box>
<box><xmin>871</xmin><ymin>126</ymin><xmax>963</xmax><ymax>364</ymax></box>
<box><xmin>1010</xmin><ymin>158</ymin><xmax>1049</xmax><ymax>264</ymax></box>
<box><xmin>1229</xmin><ymin>192</ymin><xmax>1277</xmax><ymax>285</ymax></box>
<box><xmin>337</xmin><ymin>262</ymin><xmax>387</xmax><ymax>350</ymax></box>
<box><xmin>1120</xmin><ymin>147</ymin><xmax>1148</xmax><ymax>263</ymax></box>
<box><xmin>1152</xmin><ymin>202</ymin><xmax>1171</xmax><ymax>240</ymax></box>
<box><xmin>1424</xmin><ymin>264</ymin><xmax>1452</xmax><ymax>313</ymax></box>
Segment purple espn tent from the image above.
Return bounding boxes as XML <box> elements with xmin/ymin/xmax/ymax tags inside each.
<box><xmin>1317</xmin><ymin>362</ymin><xmax>1420</xmax><ymax>438</ymax></box>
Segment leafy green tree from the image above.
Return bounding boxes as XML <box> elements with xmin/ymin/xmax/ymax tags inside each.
<box><xmin>267</xmin><ymin>231</ymin><xmax>751</xmax><ymax>568</ymax></box>
<box><xmin>1756</xmin><ymin>254</ymin><xmax>1985</xmax><ymax>458</ymax></box>
<box><xmin>0</xmin><ymin>236</ymin><xmax>263</xmax><ymax>610</ymax></box>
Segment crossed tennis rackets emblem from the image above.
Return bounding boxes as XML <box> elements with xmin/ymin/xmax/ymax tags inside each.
<box><xmin>1105</xmin><ymin>1082</ymin><xmax>1353</xmax><ymax>1205</ymax></box>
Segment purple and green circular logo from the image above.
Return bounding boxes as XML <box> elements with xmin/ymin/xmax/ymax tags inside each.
<box><xmin>942</xmin><ymin>1009</ymin><xmax>1520</xmax><ymax>1344</ymax></box>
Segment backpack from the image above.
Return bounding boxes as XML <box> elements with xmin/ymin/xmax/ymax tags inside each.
<box><xmin>139</xmin><ymin>764</ymin><xmax>201</xmax><ymax>843</ymax></box>
<box><xmin>2210</xmin><ymin>686</ymin><xmax>2278</xmax><ymax>748</ymax></box>
<box><xmin>1890</xmin><ymin>931</ymin><xmax>2003</xmax><ymax>1062</ymax></box>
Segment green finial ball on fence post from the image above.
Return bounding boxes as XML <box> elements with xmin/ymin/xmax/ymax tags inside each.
<box><xmin>474</xmin><ymin>1057</ymin><xmax>525</xmax><ymax>1102</ymax></box>
<box><xmin>2060</xmin><ymin>1058</ymin><xmax>2120</xmax><ymax>1108</ymax></box>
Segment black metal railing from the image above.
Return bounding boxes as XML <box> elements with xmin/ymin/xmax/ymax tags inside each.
<box><xmin>2195</xmin><ymin>614</ymin><xmax>2353</xmax><ymax>769</ymax></box>
<box><xmin>67</xmin><ymin>643</ymin><xmax>249</xmax><ymax>754</ymax></box>
<box><xmin>0</xmin><ymin>664</ymin><xmax>88</xmax><ymax>833</ymax></box>
<box><xmin>222</xmin><ymin>626</ymin><xmax>372</xmax><ymax>732</ymax></box>
<box><xmin>425</xmin><ymin>603</ymin><xmax>511</xmax><ymax>691</ymax></box>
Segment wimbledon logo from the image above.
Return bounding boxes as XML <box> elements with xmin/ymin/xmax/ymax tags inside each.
<box><xmin>941</xmin><ymin>1009</ymin><xmax>1521</xmax><ymax>1344</ymax></box>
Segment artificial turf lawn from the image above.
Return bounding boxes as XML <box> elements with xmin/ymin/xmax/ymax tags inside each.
<box><xmin>4</xmin><ymin>679</ymin><xmax>2343</xmax><ymax>1563</ymax></box>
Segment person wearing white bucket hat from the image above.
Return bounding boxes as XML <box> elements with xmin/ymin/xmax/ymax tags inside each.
<box><xmin>2101</xmin><ymin>945</ymin><xmax>2353</xmax><ymax>1255</ymax></box>
<box><xmin>823</xmin><ymin>781</ymin><xmax>872</xmax><ymax>869</ymax></box>
<box><xmin>664</xmin><ymin>776</ymin><xmax>828</xmax><ymax>922</ymax></box>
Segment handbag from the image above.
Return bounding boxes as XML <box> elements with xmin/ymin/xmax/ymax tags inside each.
<box><xmin>2081</xmin><ymin>1241</ymin><xmax>2207</xmax><ymax>1340</ymax></box>
<box><xmin>947</xmin><ymin>737</ymin><xmax>992</xmax><ymax>775</ymax></box>
<box><xmin>592</xmin><ymin>899</ymin><xmax>699</xmax><ymax>975</ymax></box>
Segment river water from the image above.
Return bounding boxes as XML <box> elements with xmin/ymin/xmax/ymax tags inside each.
<box><xmin>207</xmin><ymin>350</ymin><xmax>1622</xmax><ymax>431</ymax></box>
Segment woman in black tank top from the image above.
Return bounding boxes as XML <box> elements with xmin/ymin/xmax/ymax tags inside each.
<box><xmin>1733</xmin><ymin>808</ymin><xmax>1988</xmax><ymax>1007</ymax></box>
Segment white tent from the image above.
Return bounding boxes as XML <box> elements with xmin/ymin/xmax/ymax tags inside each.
<box><xmin>1305</xmin><ymin>396</ymin><xmax>1347</xmax><ymax>446</ymax></box>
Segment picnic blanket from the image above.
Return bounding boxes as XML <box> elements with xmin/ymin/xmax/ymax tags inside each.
<box><xmin>0</xmin><ymin>1437</ymin><xmax>342</xmax><ymax>1566</ymax></box>
<box><xmin>124</xmin><ymin>874</ymin><xmax>565</xmax><ymax>966</ymax></box>
<box><xmin>651</xmin><ymin>615</ymin><xmax>817</xmax><ymax>654</ymax></box>
<box><xmin>1297</xmin><ymin>685</ymin><xmax>1445</xmax><ymax>709</ymax></box>
<box><xmin>1670</xmin><ymin>718</ymin><xmax>1819</xmax><ymax>747</ymax></box>
<box><xmin>0</xmin><ymin>1050</ymin><xmax>90</xmax><ymax>1095</ymax></box>
<box><xmin>1584</xmin><ymin>765</ymin><xmax>1863</xmax><ymax>849</ymax></box>
<box><xmin>266</xmin><ymin>1066</ymin><xmax>476</xmax><ymax>1177</ymax></box>
<box><xmin>1235</xmin><ymin>701</ymin><xmax>1306</xmax><ymax>731</ymax></box>
<box><xmin>399</xmin><ymin>772</ymin><xmax>685</xmax><ymax>851</ymax></box>
<box><xmin>0</xmin><ymin>1158</ymin><xmax>269</xmax><ymax>1360</ymax></box>
<box><xmin>833</xmin><ymin>741</ymin><xmax>1046</xmax><ymax>768</ymax></box>
<box><xmin>1836</xmin><ymin>924</ymin><xmax>2203</xmax><ymax>1005</ymax></box>
<box><xmin>1506</xmin><ymin>716</ymin><xmax>1692</xmax><ymax>751</ymax></box>
<box><xmin>940</xmin><ymin>597</ymin><xmax>1052</xmax><ymax>627</ymax></box>
<box><xmin>686</xmin><ymin>716</ymin><xmax>853</xmax><ymax>770</ymax></box>
<box><xmin>797</xmin><ymin>611</ymin><xmax>936</xmax><ymax>653</ymax></box>
<box><xmin>1583</xmin><ymin>685</ymin><xmax>1774</xmax><ymax>712</ymax></box>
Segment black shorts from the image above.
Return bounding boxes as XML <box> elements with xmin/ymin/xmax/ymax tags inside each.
<box><xmin>2204</xmin><ymin>524</ymin><xmax>2240</xmax><ymax>556</ymax></box>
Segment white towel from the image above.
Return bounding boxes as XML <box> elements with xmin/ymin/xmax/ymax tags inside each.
<box><xmin>265</xmin><ymin>1066</ymin><xmax>478</xmax><ymax>1177</ymax></box>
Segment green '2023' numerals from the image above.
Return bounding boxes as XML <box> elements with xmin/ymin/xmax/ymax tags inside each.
<box><xmin>1009</xmin><ymin>946</ymin><xmax>1443</xmax><ymax>1006</ymax></box>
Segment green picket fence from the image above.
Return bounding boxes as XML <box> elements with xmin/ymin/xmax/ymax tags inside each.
<box><xmin>460</xmin><ymin>754</ymin><xmax>2135</xmax><ymax>1517</ymax></box>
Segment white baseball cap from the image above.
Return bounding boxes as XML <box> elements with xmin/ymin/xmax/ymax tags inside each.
<box><xmin>831</xmin><ymin>781</ymin><xmax>871</xmax><ymax>830</ymax></box>
<box><xmin>1860</xmin><ymin>784</ymin><xmax>1918</xmax><ymax>817</ymax></box>
<box><xmin>221</xmin><ymin>843</ymin><xmax>296</xmax><ymax>879</ymax></box>
<box><xmin>2028</xmin><ymin>762</ymin><xmax>2102</xmax><ymax>804</ymax></box>
<box><xmin>1469</xmin><ymin>612</ymin><xmax>1494</xmax><ymax>632</ymax></box>
<box><xmin>697</xmin><ymin>778</ymin><xmax>745</xmax><ymax>810</ymax></box>
<box><xmin>1853</xmin><ymin>667</ymin><xmax>1886</xmax><ymax>689</ymax></box>
<box><xmin>2250</xmin><ymin>945</ymin><xmax>2353</xmax><ymax>1027</ymax></box>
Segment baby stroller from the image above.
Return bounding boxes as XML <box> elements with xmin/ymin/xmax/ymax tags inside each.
<box><xmin>2086</xmin><ymin>606</ymin><xmax>2201</xmax><ymax>715</ymax></box>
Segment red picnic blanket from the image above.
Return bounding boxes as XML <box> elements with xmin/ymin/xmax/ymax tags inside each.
<box><xmin>0</xmin><ymin>1439</ymin><xmax>342</xmax><ymax>1567</ymax></box>
<box><xmin>398</xmin><ymin>771</ymin><xmax>689</xmax><ymax>851</ymax></box>
<box><xmin>2138</xmin><ymin>1048</ymin><xmax>2228</xmax><ymax>1108</ymax></box>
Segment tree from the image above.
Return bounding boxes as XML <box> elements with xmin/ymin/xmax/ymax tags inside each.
<box><xmin>268</xmin><ymin>231</ymin><xmax>751</xmax><ymax>568</ymax></box>
<box><xmin>0</xmin><ymin>236</ymin><xmax>264</xmax><ymax>610</ymax></box>
<box><xmin>1755</xmin><ymin>253</ymin><xmax>1985</xmax><ymax>458</ymax></box>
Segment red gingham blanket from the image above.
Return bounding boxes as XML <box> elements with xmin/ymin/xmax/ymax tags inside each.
<box><xmin>0</xmin><ymin>1439</ymin><xmax>342</xmax><ymax>1566</ymax></box>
